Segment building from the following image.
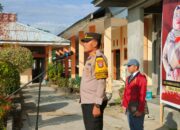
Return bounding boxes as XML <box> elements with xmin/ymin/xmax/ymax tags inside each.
<box><xmin>92</xmin><ymin>0</ymin><xmax>180</xmax><ymax>129</ymax></box>
<box><xmin>59</xmin><ymin>8</ymin><xmax>128</xmax><ymax>93</ymax></box>
<box><xmin>0</xmin><ymin>13</ymin><xmax>70</xmax><ymax>84</ymax></box>
<box><xmin>92</xmin><ymin>0</ymin><xmax>162</xmax><ymax>95</ymax></box>
<box><xmin>59</xmin><ymin>0</ymin><xmax>180</xmax><ymax>128</ymax></box>
<box><xmin>59</xmin><ymin>0</ymin><xmax>162</xmax><ymax>96</ymax></box>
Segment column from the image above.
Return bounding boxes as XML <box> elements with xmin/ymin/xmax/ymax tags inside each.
<box><xmin>45</xmin><ymin>46</ymin><xmax>49</xmax><ymax>70</ymax></box>
<box><xmin>78</xmin><ymin>31</ymin><xmax>85</xmax><ymax>77</ymax></box>
<box><xmin>144</xmin><ymin>18</ymin><xmax>153</xmax><ymax>89</ymax></box>
<box><xmin>70</xmin><ymin>36</ymin><xmax>76</xmax><ymax>78</ymax></box>
<box><xmin>104</xmin><ymin>18</ymin><xmax>113</xmax><ymax>93</ymax></box>
<box><xmin>63</xmin><ymin>47</ymin><xmax>69</xmax><ymax>78</ymax></box>
<box><xmin>144</xmin><ymin>18</ymin><xmax>149</xmax><ymax>75</ymax></box>
<box><xmin>128</xmin><ymin>7</ymin><xmax>144</xmax><ymax>71</ymax></box>
<box><xmin>48</xmin><ymin>45</ymin><xmax>52</xmax><ymax>63</ymax></box>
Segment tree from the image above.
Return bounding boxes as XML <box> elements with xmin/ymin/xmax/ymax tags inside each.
<box><xmin>0</xmin><ymin>3</ymin><xmax>3</xmax><ymax>12</ymax></box>
<box><xmin>0</xmin><ymin>61</ymin><xmax>20</xmax><ymax>96</ymax></box>
<box><xmin>0</xmin><ymin>45</ymin><xmax>33</xmax><ymax>72</ymax></box>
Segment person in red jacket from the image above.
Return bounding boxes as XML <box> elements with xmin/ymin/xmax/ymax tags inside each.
<box><xmin>122</xmin><ymin>59</ymin><xmax>147</xmax><ymax>130</ymax></box>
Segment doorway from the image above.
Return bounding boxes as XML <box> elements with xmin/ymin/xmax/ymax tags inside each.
<box><xmin>32</xmin><ymin>58</ymin><xmax>45</xmax><ymax>83</ymax></box>
<box><xmin>115</xmin><ymin>50</ymin><xmax>120</xmax><ymax>80</ymax></box>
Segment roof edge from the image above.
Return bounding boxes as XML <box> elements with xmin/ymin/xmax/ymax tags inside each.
<box><xmin>58</xmin><ymin>14</ymin><xmax>91</xmax><ymax>36</ymax></box>
<box><xmin>58</xmin><ymin>7</ymin><xmax>107</xmax><ymax>37</ymax></box>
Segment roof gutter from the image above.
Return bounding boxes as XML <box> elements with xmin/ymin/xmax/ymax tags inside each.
<box><xmin>92</xmin><ymin>0</ymin><xmax>104</xmax><ymax>7</ymax></box>
<box><xmin>0</xmin><ymin>41</ymin><xmax>70</xmax><ymax>46</ymax></box>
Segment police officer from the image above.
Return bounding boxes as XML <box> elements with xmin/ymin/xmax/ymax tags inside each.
<box><xmin>80</xmin><ymin>32</ymin><xmax>108</xmax><ymax>130</ymax></box>
<box><xmin>122</xmin><ymin>59</ymin><xmax>147</xmax><ymax>130</ymax></box>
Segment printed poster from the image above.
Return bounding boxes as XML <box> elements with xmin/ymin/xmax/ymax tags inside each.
<box><xmin>161</xmin><ymin>0</ymin><xmax>180</xmax><ymax>108</ymax></box>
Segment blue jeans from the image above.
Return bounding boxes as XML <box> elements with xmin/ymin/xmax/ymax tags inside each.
<box><xmin>127</xmin><ymin>110</ymin><xmax>145</xmax><ymax>130</ymax></box>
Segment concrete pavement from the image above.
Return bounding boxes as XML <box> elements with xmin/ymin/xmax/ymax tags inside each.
<box><xmin>21</xmin><ymin>84</ymin><xmax>169</xmax><ymax>130</ymax></box>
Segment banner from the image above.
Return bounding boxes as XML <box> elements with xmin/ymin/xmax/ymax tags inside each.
<box><xmin>161</xmin><ymin>0</ymin><xmax>180</xmax><ymax>108</ymax></box>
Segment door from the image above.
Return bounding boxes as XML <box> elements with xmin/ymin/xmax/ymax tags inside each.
<box><xmin>32</xmin><ymin>58</ymin><xmax>45</xmax><ymax>83</ymax></box>
<box><xmin>116</xmin><ymin>50</ymin><xmax>120</xmax><ymax>80</ymax></box>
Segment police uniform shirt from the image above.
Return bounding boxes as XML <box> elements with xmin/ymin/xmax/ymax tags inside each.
<box><xmin>80</xmin><ymin>50</ymin><xmax>108</xmax><ymax>105</ymax></box>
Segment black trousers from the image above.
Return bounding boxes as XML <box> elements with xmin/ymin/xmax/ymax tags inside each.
<box><xmin>81</xmin><ymin>101</ymin><xmax>107</xmax><ymax>130</ymax></box>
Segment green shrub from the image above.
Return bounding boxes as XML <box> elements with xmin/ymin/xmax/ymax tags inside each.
<box><xmin>48</xmin><ymin>63</ymin><xmax>63</xmax><ymax>84</ymax></box>
<box><xmin>48</xmin><ymin>63</ymin><xmax>81</xmax><ymax>91</ymax></box>
<box><xmin>57</xmin><ymin>78</ymin><xmax>69</xmax><ymax>88</ymax></box>
<box><xmin>0</xmin><ymin>46</ymin><xmax>33</xmax><ymax>72</ymax></box>
<box><xmin>0</xmin><ymin>96</ymin><xmax>12</xmax><ymax>130</ymax></box>
<box><xmin>0</xmin><ymin>61</ymin><xmax>20</xmax><ymax>96</ymax></box>
<box><xmin>75</xmin><ymin>76</ymin><xmax>81</xmax><ymax>88</ymax></box>
<box><xmin>114</xmin><ymin>98</ymin><xmax>121</xmax><ymax>105</ymax></box>
<box><xmin>68</xmin><ymin>76</ymin><xmax>81</xmax><ymax>92</ymax></box>
<box><xmin>69</xmin><ymin>76</ymin><xmax>81</xmax><ymax>88</ymax></box>
<box><xmin>69</xmin><ymin>78</ymin><xmax>76</xmax><ymax>88</ymax></box>
<box><xmin>112</xmin><ymin>87</ymin><xmax>125</xmax><ymax>106</ymax></box>
<box><xmin>119</xmin><ymin>87</ymin><xmax>125</xmax><ymax>100</ymax></box>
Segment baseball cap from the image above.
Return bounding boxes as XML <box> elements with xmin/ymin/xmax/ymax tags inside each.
<box><xmin>81</xmin><ymin>32</ymin><xmax>101</xmax><ymax>43</ymax></box>
<box><xmin>127</xmin><ymin>59</ymin><xmax>140</xmax><ymax>67</ymax></box>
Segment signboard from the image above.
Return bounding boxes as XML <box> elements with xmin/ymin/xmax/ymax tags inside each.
<box><xmin>161</xmin><ymin>0</ymin><xmax>180</xmax><ymax>109</ymax></box>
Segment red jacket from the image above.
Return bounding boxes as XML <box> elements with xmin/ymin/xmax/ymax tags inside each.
<box><xmin>122</xmin><ymin>72</ymin><xmax>147</xmax><ymax>112</ymax></box>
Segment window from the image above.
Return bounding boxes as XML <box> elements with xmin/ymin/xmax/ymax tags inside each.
<box><xmin>124</xmin><ymin>48</ymin><xmax>127</xmax><ymax>60</ymax></box>
<box><xmin>113</xmin><ymin>40</ymin><xmax>115</xmax><ymax>47</ymax></box>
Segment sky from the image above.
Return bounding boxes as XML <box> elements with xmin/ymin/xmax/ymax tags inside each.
<box><xmin>0</xmin><ymin>0</ymin><xmax>97</xmax><ymax>34</ymax></box>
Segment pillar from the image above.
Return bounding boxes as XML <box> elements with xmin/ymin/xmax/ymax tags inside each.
<box><xmin>70</xmin><ymin>36</ymin><xmax>76</xmax><ymax>78</ymax></box>
<box><xmin>63</xmin><ymin>47</ymin><xmax>69</xmax><ymax>78</ymax></box>
<box><xmin>104</xmin><ymin>18</ymin><xmax>113</xmax><ymax>93</ymax></box>
<box><xmin>144</xmin><ymin>18</ymin><xmax>149</xmax><ymax>77</ymax></box>
<box><xmin>45</xmin><ymin>46</ymin><xmax>49</xmax><ymax>70</ymax></box>
<box><xmin>48</xmin><ymin>45</ymin><xmax>52</xmax><ymax>63</ymax></box>
<box><xmin>128</xmin><ymin>7</ymin><xmax>144</xmax><ymax>71</ymax></box>
<box><xmin>78</xmin><ymin>31</ymin><xmax>85</xmax><ymax>77</ymax></box>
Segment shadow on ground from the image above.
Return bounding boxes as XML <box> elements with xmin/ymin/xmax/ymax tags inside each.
<box><xmin>28</xmin><ymin>114</ymin><xmax>82</xmax><ymax>128</ymax></box>
<box><xmin>156</xmin><ymin>112</ymin><xmax>178</xmax><ymax>130</ymax></box>
<box><xmin>22</xmin><ymin>89</ymin><xmax>55</xmax><ymax>95</ymax></box>
<box><xmin>23</xmin><ymin>102</ymin><xmax>69</xmax><ymax>113</ymax></box>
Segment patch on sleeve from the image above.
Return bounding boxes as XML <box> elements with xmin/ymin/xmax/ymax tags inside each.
<box><xmin>95</xmin><ymin>56</ymin><xmax>108</xmax><ymax>79</ymax></box>
<box><xmin>97</xmin><ymin>60</ymin><xmax>104</xmax><ymax>68</ymax></box>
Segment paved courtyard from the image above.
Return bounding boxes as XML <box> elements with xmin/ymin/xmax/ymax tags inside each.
<box><xmin>21</xmin><ymin>85</ymin><xmax>168</xmax><ymax>130</ymax></box>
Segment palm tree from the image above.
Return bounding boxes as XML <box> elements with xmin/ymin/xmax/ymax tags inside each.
<box><xmin>0</xmin><ymin>3</ymin><xmax>3</xmax><ymax>12</ymax></box>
